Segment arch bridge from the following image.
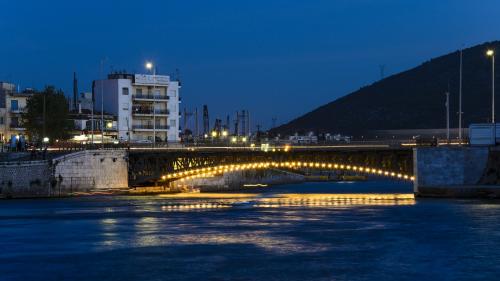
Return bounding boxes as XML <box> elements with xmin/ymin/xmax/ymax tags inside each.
<box><xmin>128</xmin><ymin>147</ymin><xmax>414</xmax><ymax>186</ymax></box>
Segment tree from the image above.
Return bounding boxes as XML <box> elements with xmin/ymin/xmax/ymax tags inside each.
<box><xmin>23</xmin><ymin>86</ymin><xmax>71</xmax><ymax>143</ymax></box>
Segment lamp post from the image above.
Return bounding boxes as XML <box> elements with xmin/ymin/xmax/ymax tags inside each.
<box><xmin>146</xmin><ymin>62</ymin><xmax>156</xmax><ymax>148</ymax></box>
<box><xmin>487</xmin><ymin>49</ymin><xmax>495</xmax><ymax>124</ymax></box>
<box><xmin>100</xmin><ymin>58</ymin><xmax>108</xmax><ymax>148</ymax></box>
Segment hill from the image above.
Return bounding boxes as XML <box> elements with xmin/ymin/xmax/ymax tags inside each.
<box><xmin>273</xmin><ymin>41</ymin><xmax>500</xmax><ymax>135</ymax></box>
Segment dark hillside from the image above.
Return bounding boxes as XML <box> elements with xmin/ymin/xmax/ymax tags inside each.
<box><xmin>274</xmin><ymin>41</ymin><xmax>499</xmax><ymax>135</ymax></box>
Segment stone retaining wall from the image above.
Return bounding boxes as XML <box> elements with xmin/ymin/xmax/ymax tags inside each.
<box><xmin>53</xmin><ymin>150</ymin><xmax>128</xmax><ymax>190</ymax></box>
<box><xmin>0</xmin><ymin>160</ymin><xmax>52</xmax><ymax>198</ymax></box>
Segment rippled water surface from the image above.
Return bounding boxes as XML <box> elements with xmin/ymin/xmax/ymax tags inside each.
<box><xmin>2</xmin><ymin>181</ymin><xmax>500</xmax><ymax>281</ymax></box>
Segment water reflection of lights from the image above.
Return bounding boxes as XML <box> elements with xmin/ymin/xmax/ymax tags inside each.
<box><xmin>99</xmin><ymin>218</ymin><xmax>119</xmax><ymax>247</ymax></box>
<box><xmin>93</xmin><ymin>193</ymin><xmax>415</xmax><ymax>254</ymax></box>
<box><xmin>154</xmin><ymin>193</ymin><xmax>415</xmax><ymax>212</ymax></box>
<box><xmin>256</xmin><ymin>194</ymin><xmax>415</xmax><ymax>208</ymax></box>
<box><xmin>160</xmin><ymin>203</ymin><xmax>231</xmax><ymax>211</ymax></box>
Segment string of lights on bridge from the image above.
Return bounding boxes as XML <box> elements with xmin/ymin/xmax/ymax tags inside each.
<box><xmin>161</xmin><ymin>161</ymin><xmax>414</xmax><ymax>182</ymax></box>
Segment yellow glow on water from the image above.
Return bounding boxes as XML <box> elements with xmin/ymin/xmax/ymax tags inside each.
<box><xmin>257</xmin><ymin>193</ymin><xmax>415</xmax><ymax>207</ymax></box>
<box><xmin>156</xmin><ymin>193</ymin><xmax>415</xmax><ymax>210</ymax></box>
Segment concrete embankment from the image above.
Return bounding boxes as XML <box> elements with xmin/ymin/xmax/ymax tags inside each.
<box><xmin>414</xmin><ymin>147</ymin><xmax>500</xmax><ymax>198</ymax></box>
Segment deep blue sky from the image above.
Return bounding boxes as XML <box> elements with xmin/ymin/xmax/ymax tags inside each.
<box><xmin>1</xmin><ymin>0</ymin><xmax>500</xmax><ymax>129</ymax></box>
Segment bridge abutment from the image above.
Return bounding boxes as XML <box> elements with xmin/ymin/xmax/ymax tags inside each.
<box><xmin>413</xmin><ymin>146</ymin><xmax>500</xmax><ymax>198</ymax></box>
<box><xmin>53</xmin><ymin>150</ymin><xmax>129</xmax><ymax>191</ymax></box>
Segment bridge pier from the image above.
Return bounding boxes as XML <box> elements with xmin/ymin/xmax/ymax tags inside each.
<box><xmin>413</xmin><ymin>146</ymin><xmax>500</xmax><ymax>198</ymax></box>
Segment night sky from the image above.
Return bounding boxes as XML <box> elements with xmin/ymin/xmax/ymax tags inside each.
<box><xmin>1</xmin><ymin>0</ymin><xmax>500</xmax><ymax>129</ymax></box>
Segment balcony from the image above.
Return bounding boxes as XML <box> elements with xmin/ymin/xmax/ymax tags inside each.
<box><xmin>9</xmin><ymin>123</ymin><xmax>25</xmax><ymax>130</ymax></box>
<box><xmin>154</xmin><ymin>109</ymin><xmax>169</xmax><ymax>115</ymax></box>
<box><xmin>133</xmin><ymin>94</ymin><xmax>169</xmax><ymax>102</ymax></box>
<box><xmin>10</xmin><ymin>107</ymin><xmax>26</xmax><ymax>114</ymax></box>
<box><xmin>132</xmin><ymin>124</ymin><xmax>169</xmax><ymax>131</ymax></box>
<box><xmin>132</xmin><ymin>107</ymin><xmax>169</xmax><ymax>116</ymax></box>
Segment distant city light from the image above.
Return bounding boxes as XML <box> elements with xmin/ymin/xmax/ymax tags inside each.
<box><xmin>43</xmin><ymin>137</ymin><xmax>49</xmax><ymax>143</ymax></box>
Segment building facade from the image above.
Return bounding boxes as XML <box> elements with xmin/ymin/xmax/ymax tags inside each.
<box><xmin>2</xmin><ymin>89</ymin><xmax>34</xmax><ymax>142</ymax></box>
<box><xmin>94</xmin><ymin>73</ymin><xmax>181</xmax><ymax>143</ymax></box>
<box><xmin>0</xmin><ymin>82</ymin><xmax>16</xmax><ymax>109</ymax></box>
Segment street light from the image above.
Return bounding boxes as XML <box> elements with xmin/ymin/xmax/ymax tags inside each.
<box><xmin>487</xmin><ymin>49</ymin><xmax>495</xmax><ymax>123</ymax></box>
<box><xmin>106</xmin><ymin>122</ymin><xmax>113</xmax><ymax>129</ymax></box>
<box><xmin>145</xmin><ymin>61</ymin><xmax>156</xmax><ymax>147</ymax></box>
<box><xmin>221</xmin><ymin>130</ymin><xmax>228</xmax><ymax>137</ymax></box>
<box><xmin>211</xmin><ymin>131</ymin><xmax>217</xmax><ymax>138</ymax></box>
<box><xmin>43</xmin><ymin>137</ymin><xmax>49</xmax><ymax>143</ymax></box>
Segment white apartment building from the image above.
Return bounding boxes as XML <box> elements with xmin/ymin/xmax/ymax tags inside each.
<box><xmin>94</xmin><ymin>73</ymin><xmax>181</xmax><ymax>143</ymax></box>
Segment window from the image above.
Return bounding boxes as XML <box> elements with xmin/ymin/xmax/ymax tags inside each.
<box><xmin>122</xmin><ymin>103</ymin><xmax>129</xmax><ymax>110</ymax></box>
<box><xmin>136</xmin><ymin>88</ymin><xmax>143</xmax><ymax>95</ymax></box>
<box><xmin>122</xmin><ymin>88</ymin><xmax>129</xmax><ymax>95</ymax></box>
<box><xmin>11</xmin><ymin>117</ymin><xmax>19</xmax><ymax>127</ymax></box>
<box><xmin>169</xmin><ymin>119</ymin><xmax>176</xmax><ymax>128</ymax></box>
<box><xmin>11</xmin><ymin>100</ymin><xmax>18</xmax><ymax>111</ymax></box>
<box><xmin>0</xmin><ymin>117</ymin><xmax>3</xmax><ymax>125</ymax></box>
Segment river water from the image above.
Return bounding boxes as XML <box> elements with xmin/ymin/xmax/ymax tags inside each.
<box><xmin>1</xmin><ymin>180</ymin><xmax>500</xmax><ymax>281</ymax></box>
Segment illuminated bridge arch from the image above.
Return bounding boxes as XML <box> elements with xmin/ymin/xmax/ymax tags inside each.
<box><xmin>128</xmin><ymin>148</ymin><xmax>413</xmax><ymax>186</ymax></box>
<box><xmin>161</xmin><ymin>160</ymin><xmax>414</xmax><ymax>182</ymax></box>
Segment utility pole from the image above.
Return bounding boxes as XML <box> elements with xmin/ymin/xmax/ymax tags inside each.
<box><xmin>487</xmin><ymin>49</ymin><xmax>496</xmax><ymax>124</ymax></box>
<box><xmin>458</xmin><ymin>49</ymin><xmax>463</xmax><ymax>143</ymax></box>
<box><xmin>153</xmin><ymin>66</ymin><xmax>156</xmax><ymax>148</ymax></box>
<box><xmin>43</xmin><ymin>92</ymin><xmax>46</xmax><ymax>141</ymax></box>
<box><xmin>247</xmin><ymin>110</ymin><xmax>250</xmax><ymax>136</ymax></box>
<box><xmin>91</xmin><ymin>82</ymin><xmax>94</xmax><ymax>145</ymax></box>
<box><xmin>100</xmin><ymin>59</ymin><xmax>106</xmax><ymax>149</ymax></box>
<box><xmin>73</xmin><ymin>72</ymin><xmax>78</xmax><ymax>111</ymax></box>
<box><xmin>446</xmin><ymin>91</ymin><xmax>450</xmax><ymax>142</ymax></box>
<box><xmin>194</xmin><ymin>108</ymin><xmax>199</xmax><ymax>139</ymax></box>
